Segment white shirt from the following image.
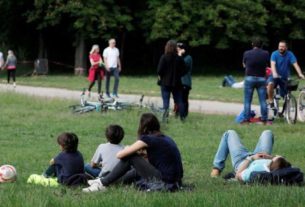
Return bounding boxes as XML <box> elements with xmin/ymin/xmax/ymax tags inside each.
<box><xmin>103</xmin><ymin>47</ymin><xmax>120</xmax><ymax>68</ymax></box>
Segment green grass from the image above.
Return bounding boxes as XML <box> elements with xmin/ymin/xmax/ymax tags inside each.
<box><xmin>1</xmin><ymin>92</ymin><xmax>305</xmax><ymax>207</ymax></box>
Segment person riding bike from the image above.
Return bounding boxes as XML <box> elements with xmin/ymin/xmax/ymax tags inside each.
<box><xmin>267</xmin><ymin>40</ymin><xmax>304</xmax><ymax>108</ymax></box>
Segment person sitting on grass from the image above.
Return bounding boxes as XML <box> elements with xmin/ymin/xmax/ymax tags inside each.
<box><xmin>82</xmin><ymin>113</ymin><xmax>184</xmax><ymax>192</ymax></box>
<box><xmin>210</xmin><ymin>130</ymin><xmax>291</xmax><ymax>183</ymax></box>
<box><xmin>27</xmin><ymin>132</ymin><xmax>84</xmax><ymax>187</ymax></box>
<box><xmin>84</xmin><ymin>125</ymin><xmax>125</xmax><ymax>178</ymax></box>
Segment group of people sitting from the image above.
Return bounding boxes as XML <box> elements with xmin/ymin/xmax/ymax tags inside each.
<box><xmin>26</xmin><ymin>112</ymin><xmax>302</xmax><ymax>192</ymax></box>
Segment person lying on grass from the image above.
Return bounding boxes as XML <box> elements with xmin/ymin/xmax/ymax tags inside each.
<box><xmin>84</xmin><ymin>125</ymin><xmax>125</xmax><ymax>178</ymax></box>
<box><xmin>83</xmin><ymin>113</ymin><xmax>184</xmax><ymax>192</ymax></box>
<box><xmin>210</xmin><ymin>130</ymin><xmax>291</xmax><ymax>182</ymax></box>
<box><xmin>27</xmin><ymin>132</ymin><xmax>84</xmax><ymax>187</ymax></box>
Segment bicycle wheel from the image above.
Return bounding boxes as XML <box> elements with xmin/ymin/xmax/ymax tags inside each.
<box><xmin>285</xmin><ymin>94</ymin><xmax>297</xmax><ymax>124</ymax></box>
<box><xmin>297</xmin><ymin>90</ymin><xmax>305</xmax><ymax>122</ymax></box>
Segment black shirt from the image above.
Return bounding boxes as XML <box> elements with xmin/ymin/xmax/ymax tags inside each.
<box><xmin>243</xmin><ymin>48</ymin><xmax>269</xmax><ymax>77</ymax></box>
<box><xmin>140</xmin><ymin>134</ymin><xmax>183</xmax><ymax>183</ymax></box>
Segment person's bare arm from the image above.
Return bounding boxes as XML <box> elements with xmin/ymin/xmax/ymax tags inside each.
<box><xmin>116</xmin><ymin>140</ymin><xmax>147</xmax><ymax>159</ymax></box>
<box><xmin>235</xmin><ymin>153</ymin><xmax>271</xmax><ymax>181</ymax></box>
<box><xmin>117</xmin><ymin>57</ymin><xmax>121</xmax><ymax>72</ymax></box>
<box><xmin>292</xmin><ymin>62</ymin><xmax>305</xmax><ymax>79</ymax></box>
<box><xmin>271</xmin><ymin>60</ymin><xmax>279</xmax><ymax>78</ymax></box>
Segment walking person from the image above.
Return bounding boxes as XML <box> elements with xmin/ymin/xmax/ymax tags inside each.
<box><xmin>103</xmin><ymin>38</ymin><xmax>121</xmax><ymax>98</ymax></box>
<box><xmin>87</xmin><ymin>44</ymin><xmax>104</xmax><ymax>98</ymax></box>
<box><xmin>157</xmin><ymin>40</ymin><xmax>187</xmax><ymax>122</ymax></box>
<box><xmin>177</xmin><ymin>42</ymin><xmax>193</xmax><ymax>118</ymax></box>
<box><xmin>242</xmin><ymin>37</ymin><xmax>269</xmax><ymax>124</ymax></box>
<box><xmin>2</xmin><ymin>50</ymin><xmax>17</xmax><ymax>87</ymax></box>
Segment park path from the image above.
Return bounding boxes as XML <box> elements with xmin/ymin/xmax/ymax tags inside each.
<box><xmin>0</xmin><ymin>83</ymin><xmax>260</xmax><ymax>116</ymax></box>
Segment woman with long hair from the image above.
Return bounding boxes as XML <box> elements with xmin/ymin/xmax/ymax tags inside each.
<box><xmin>87</xmin><ymin>44</ymin><xmax>104</xmax><ymax>98</ymax></box>
<box><xmin>157</xmin><ymin>40</ymin><xmax>187</xmax><ymax>121</ymax></box>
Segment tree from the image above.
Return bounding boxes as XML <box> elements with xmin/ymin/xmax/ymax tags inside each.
<box><xmin>26</xmin><ymin>0</ymin><xmax>133</xmax><ymax>74</ymax></box>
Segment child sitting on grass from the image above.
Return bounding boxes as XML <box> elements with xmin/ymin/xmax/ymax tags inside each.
<box><xmin>84</xmin><ymin>125</ymin><xmax>124</xmax><ymax>178</ymax></box>
<box><xmin>27</xmin><ymin>132</ymin><xmax>84</xmax><ymax>187</ymax></box>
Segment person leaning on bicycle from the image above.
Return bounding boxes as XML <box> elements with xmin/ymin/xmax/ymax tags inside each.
<box><xmin>267</xmin><ymin>40</ymin><xmax>305</xmax><ymax>108</ymax></box>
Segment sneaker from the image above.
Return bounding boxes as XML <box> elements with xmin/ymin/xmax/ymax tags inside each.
<box><xmin>13</xmin><ymin>82</ymin><xmax>16</xmax><ymax>88</ymax></box>
<box><xmin>88</xmin><ymin>178</ymin><xmax>101</xmax><ymax>186</ymax></box>
<box><xmin>82</xmin><ymin>180</ymin><xmax>106</xmax><ymax>193</ymax></box>
<box><xmin>112</xmin><ymin>93</ymin><xmax>119</xmax><ymax>98</ymax></box>
<box><xmin>269</xmin><ymin>102</ymin><xmax>275</xmax><ymax>109</ymax></box>
<box><xmin>210</xmin><ymin>168</ymin><xmax>221</xmax><ymax>178</ymax></box>
<box><xmin>264</xmin><ymin>120</ymin><xmax>273</xmax><ymax>125</ymax></box>
<box><xmin>106</xmin><ymin>92</ymin><xmax>111</xmax><ymax>98</ymax></box>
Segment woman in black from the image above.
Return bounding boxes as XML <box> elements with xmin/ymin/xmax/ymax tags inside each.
<box><xmin>157</xmin><ymin>40</ymin><xmax>187</xmax><ymax>121</ymax></box>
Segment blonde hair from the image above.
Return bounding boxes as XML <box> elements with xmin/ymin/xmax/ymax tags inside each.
<box><xmin>8</xmin><ymin>50</ymin><xmax>14</xmax><ymax>56</ymax></box>
<box><xmin>90</xmin><ymin>45</ymin><xmax>99</xmax><ymax>54</ymax></box>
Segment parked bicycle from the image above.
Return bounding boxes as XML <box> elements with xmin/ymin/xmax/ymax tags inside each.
<box><xmin>271</xmin><ymin>78</ymin><xmax>298</xmax><ymax>124</ymax></box>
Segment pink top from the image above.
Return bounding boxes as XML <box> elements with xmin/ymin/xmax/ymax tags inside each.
<box><xmin>89</xmin><ymin>53</ymin><xmax>102</xmax><ymax>70</ymax></box>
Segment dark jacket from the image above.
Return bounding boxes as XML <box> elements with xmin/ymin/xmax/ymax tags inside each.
<box><xmin>157</xmin><ymin>54</ymin><xmax>187</xmax><ymax>88</ymax></box>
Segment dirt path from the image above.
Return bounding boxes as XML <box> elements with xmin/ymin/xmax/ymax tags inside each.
<box><xmin>0</xmin><ymin>83</ymin><xmax>260</xmax><ymax>115</ymax></box>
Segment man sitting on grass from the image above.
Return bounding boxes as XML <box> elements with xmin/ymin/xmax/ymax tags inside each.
<box><xmin>210</xmin><ymin>130</ymin><xmax>291</xmax><ymax>183</ymax></box>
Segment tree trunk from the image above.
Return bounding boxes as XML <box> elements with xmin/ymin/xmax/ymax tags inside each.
<box><xmin>74</xmin><ymin>34</ymin><xmax>86</xmax><ymax>75</ymax></box>
<box><xmin>38</xmin><ymin>32</ymin><xmax>47</xmax><ymax>59</ymax></box>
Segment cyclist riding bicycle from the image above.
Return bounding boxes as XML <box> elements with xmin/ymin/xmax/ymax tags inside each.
<box><xmin>267</xmin><ymin>40</ymin><xmax>304</xmax><ymax>108</ymax></box>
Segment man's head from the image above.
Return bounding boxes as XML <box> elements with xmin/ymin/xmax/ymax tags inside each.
<box><xmin>269</xmin><ymin>155</ymin><xmax>291</xmax><ymax>171</ymax></box>
<box><xmin>108</xmin><ymin>38</ymin><xmax>116</xmax><ymax>48</ymax></box>
<box><xmin>252</xmin><ymin>37</ymin><xmax>263</xmax><ymax>48</ymax></box>
<box><xmin>278</xmin><ymin>40</ymin><xmax>288</xmax><ymax>54</ymax></box>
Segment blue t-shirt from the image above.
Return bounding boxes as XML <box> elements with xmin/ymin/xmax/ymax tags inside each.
<box><xmin>241</xmin><ymin>159</ymin><xmax>271</xmax><ymax>182</ymax></box>
<box><xmin>140</xmin><ymin>134</ymin><xmax>183</xmax><ymax>183</ymax></box>
<box><xmin>243</xmin><ymin>48</ymin><xmax>269</xmax><ymax>77</ymax></box>
<box><xmin>54</xmin><ymin>151</ymin><xmax>84</xmax><ymax>183</ymax></box>
<box><xmin>271</xmin><ymin>50</ymin><xmax>297</xmax><ymax>79</ymax></box>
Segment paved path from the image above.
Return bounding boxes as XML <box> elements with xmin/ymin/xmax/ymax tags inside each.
<box><xmin>0</xmin><ymin>83</ymin><xmax>260</xmax><ymax>115</ymax></box>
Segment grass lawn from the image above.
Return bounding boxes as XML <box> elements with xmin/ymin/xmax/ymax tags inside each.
<box><xmin>1</xmin><ymin>92</ymin><xmax>305</xmax><ymax>207</ymax></box>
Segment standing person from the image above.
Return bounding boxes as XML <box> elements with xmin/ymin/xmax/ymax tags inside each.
<box><xmin>83</xmin><ymin>113</ymin><xmax>184</xmax><ymax>192</ymax></box>
<box><xmin>157</xmin><ymin>40</ymin><xmax>187</xmax><ymax>121</ymax></box>
<box><xmin>87</xmin><ymin>44</ymin><xmax>104</xmax><ymax>98</ymax></box>
<box><xmin>242</xmin><ymin>38</ymin><xmax>269</xmax><ymax>124</ymax></box>
<box><xmin>2</xmin><ymin>50</ymin><xmax>17</xmax><ymax>87</ymax></box>
<box><xmin>177</xmin><ymin>42</ymin><xmax>193</xmax><ymax>118</ymax></box>
<box><xmin>103</xmin><ymin>38</ymin><xmax>121</xmax><ymax>98</ymax></box>
<box><xmin>27</xmin><ymin>132</ymin><xmax>85</xmax><ymax>187</ymax></box>
<box><xmin>267</xmin><ymin>40</ymin><xmax>305</xmax><ymax>107</ymax></box>
<box><xmin>210</xmin><ymin>130</ymin><xmax>291</xmax><ymax>183</ymax></box>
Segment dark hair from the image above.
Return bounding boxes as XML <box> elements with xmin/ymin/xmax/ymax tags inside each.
<box><xmin>164</xmin><ymin>40</ymin><xmax>177</xmax><ymax>55</ymax></box>
<box><xmin>270</xmin><ymin>157</ymin><xmax>291</xmax><ymax>171</ymax></box>
<box><xmin>57</xmin><ymin>132</ymin><xmax>79</xmax><ymax>153</ymax></box>
<box><xmin>137</xmin><ymin>113</ymin><xmax>161</xmax><ymax>137</ymax></box>
<box><xmin>105</xmin><ymin>125</ymin><xmax>124</xmax><ymax>144</ymax></box>
<box><xmin>252</xmin><ymin>37</ymin><xmax>263</xmax><ymax>48</ymax></box>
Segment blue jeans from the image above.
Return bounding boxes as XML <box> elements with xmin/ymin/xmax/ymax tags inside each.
<box><xmin>244</xmin><ymin>76</ymin><xmax>267</xmax><ymax>121</ymax></box>
<box><xmin>106</xmin><ymin>67</ymin><xmax>120</xmax><ymax>94</ymax></box>
<box><xmin>161</xmin><ymin>86</ymin><xmax>185</xmax><ymax>119</ymax></box>
<box><xmin>84</xmin><ymin>163</ymin><xmax>101</xmax><ymax>178</ymax></box>
<box><xmin>212</xmin><ymin>130</ymin><xmax>274</xmax><ymax>171</ymax></box>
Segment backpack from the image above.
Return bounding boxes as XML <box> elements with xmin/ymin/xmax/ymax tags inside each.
<box><xmin>249</xmin><ymin>167</ymin><xmax>304</xmax><ymax>186</ymax></box>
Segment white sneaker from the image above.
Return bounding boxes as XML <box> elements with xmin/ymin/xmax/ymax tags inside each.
<box><xmin>88</xmin><ymin>178</ymin><xmax>101</xmax><ymax>186</ymax></box>
<box><xmin>82</xmin><ymin>180</ymin><xmax>106</xmax><ymax>193</ymax></box>
<box><xmin>13</xmin><ymin>82</ymin><xmax>16</xmax><ymax>88</ymax></box>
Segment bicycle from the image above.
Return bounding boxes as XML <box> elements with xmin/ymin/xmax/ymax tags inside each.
<box><xmin>297</xmin><ymin>86</ymin><xmax>305</xmax><ymax>122</ymax></box>
<box><xmin>272</xmin><ymin>78</ymin><xmax>298</xmax><ymax>124</ymax></box>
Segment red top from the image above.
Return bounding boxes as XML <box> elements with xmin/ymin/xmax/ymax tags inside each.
<box><xmin>89</xmin><ymin>53</ymin><xmax>102</xmax><ymax>70</ymax></box>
